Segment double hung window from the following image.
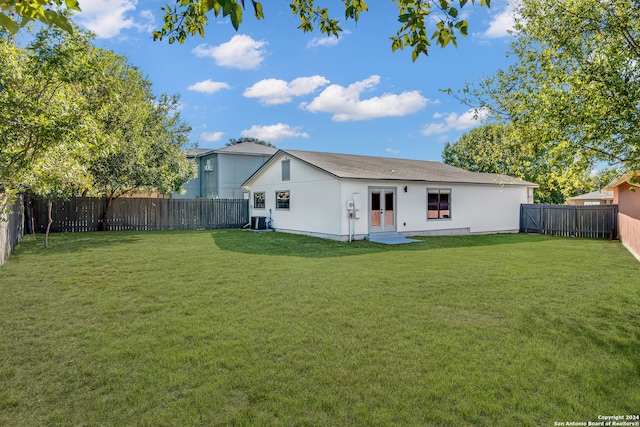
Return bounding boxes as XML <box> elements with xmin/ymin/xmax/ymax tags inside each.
<box><xmin>427</xmin><ymin>189</ymin><xmax>451</xmax><ymax>219</ymax></box>
<box><xmin>276</xmin><ymin>191</ymin><xmax>290</xmax><ymax>209</ymax></box>
<box><xmin>253</xmin><ymin>192</ymin><xmax>265</xmax><ymax>209</ymax></box>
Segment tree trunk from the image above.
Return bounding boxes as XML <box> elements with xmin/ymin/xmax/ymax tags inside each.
<box><xmin>44</xmin><ymin>200</ymin><xmax>52</xmax><ymax>248</ymax></box>
<box><xmin>100</xmin><ymin>195</ymin><xmax>114</xmax><ymax>231</ymax></box>
<box><xmin>31</xmin><ymin>204</ymin><xmax>36</xmax><ymax>235</ymax></box>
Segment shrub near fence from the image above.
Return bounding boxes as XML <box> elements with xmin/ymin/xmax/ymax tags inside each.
<box><xmin>0</xmin><ymin>195</ymin><xmax>25</xmax><ymax>266</ymax></box>
<box><xmin>520</xmin><ymin>204</ymin><xmax>618</xmax><ymax>239</ymax></box>
<box><xmin>30</xmin><ymin>197</ymin><xmax>250</xmax><ymax>233</ymax></box>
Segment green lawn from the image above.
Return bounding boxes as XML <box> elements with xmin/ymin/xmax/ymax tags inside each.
<box><xmin>0</xmin><ymin>230</ymin><xmax>639</xmax><ymax>426</ymax></box>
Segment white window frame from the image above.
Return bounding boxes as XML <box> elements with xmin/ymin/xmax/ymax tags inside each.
<box><xmin>276</xmin><ymin>190</ymin><xmax>290</xmax><ymax>210</ymax></box>
<box><xmin>427</xmin><ymin>188</ymin><xmax>452</xmax><ymax>220</ymax></box>
<box><xmin>253</xmin><ymin>191</ymin><xmax>265</xmax><ymax>209</ymax></box>
<box><xmin>282</xmin><ymin>159</ymin><xmax>290</xmax><ymax>181</ymax></box>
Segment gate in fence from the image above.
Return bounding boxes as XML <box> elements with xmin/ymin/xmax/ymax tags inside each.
<box><xmin>29</xmin><ymin>197</ymin><xmax>250</xmax><ymax>233</ymax></box>
<box><xmin>520</xmin><ymin>204</ymin><xmax>618</xmax><ymax>239</ymax></box>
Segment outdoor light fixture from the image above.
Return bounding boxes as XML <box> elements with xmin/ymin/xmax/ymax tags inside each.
<box><xmin>404</xmin><ymin>186</ymin><xmax>408</xmax><ymax>192</ymax></box>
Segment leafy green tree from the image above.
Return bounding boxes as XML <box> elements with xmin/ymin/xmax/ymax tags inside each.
<box><xmin>442</xmin><ymin>124</ymin><xmax>612</xmax><ymax>203</ymax></box>
<box><xmin>454</xmin><ymin>0</ymin><xmax>640</xmax><ymax>177</ymax></box>
<box><xmin>155</xmin><ymin>0</ymin><xmax>490</xmax><ymax>60</ymax></box>
<box><xmin>1</xmin><ymin>0</ymin><xmax>490</xmax><ymax>61</ymax></box>
<box><xmin>585</xmin><ymin>168</ymin><xmax>623</xmax><ymax>193</ymax></box>
<box><xmin>25</xmin><ymin>144</ymin><xmax>92</xmax><ymax>247</ymax></box>
<box><xmin>87</xmin><ymin>55</ymin><xmax>196</xmax><ymax>229</ymax></box>
<box><xmin>1</xmin><ymin>24</ymin><xmax>195</xmax><ymax>233</ymax></box>
<box><xmin>0</xmin><ymin>0</ymin><xmax>79</xmax><ymax>34</ymax></box>
<box><xmin>226</xmin><ymin>137</ymin><xmax>274</xmax><ymax>147</ymax></box>
<box><xmin>0</xmin><ymin>25</ymin><xmax>101</xmax><ymax>215</ymax></box>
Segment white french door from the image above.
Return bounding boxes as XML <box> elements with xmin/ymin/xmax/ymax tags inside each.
<box><xmin>369</xmin><ymin>188</ymin><xmax>396</xmax><ymax>233</ymax></box>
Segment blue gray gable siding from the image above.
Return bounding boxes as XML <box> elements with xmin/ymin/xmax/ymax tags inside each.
<box><xmin>173</xmin><ymin>144</ymin><xmax>277</xmax><ymax>199</ymax></box>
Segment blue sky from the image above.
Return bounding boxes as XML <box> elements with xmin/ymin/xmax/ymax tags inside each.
<box><xmin>72</xmin><ymin>0</ymin><xmax>518</xmax><ymax>162</ymax></box>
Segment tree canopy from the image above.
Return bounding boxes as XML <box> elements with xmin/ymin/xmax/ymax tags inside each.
<box><xmin>0</xmin><ymin>24</ymin><xmax>99</xmax><ymax>213</ymax></box>
<box><xmin>442</xmin><ymin>124</ymin><xmax>620</xmax><ymax>203</ymax></box>
<box><xmin>0</xmin><ymin>25</ymin><xmax>196</xmax><ymax>223</ymax></box>
<box><xmin>454</xmin><ymin>0</ymin><xmax>640</xmax><ymax>178</ymax></box>
<box><xmin>0</xmin><ymin>0</ymin><xmax>79</xmax><ymax>35</ymax></box>
<box><xmin>226</xmin><ymin>137</ymin><xmax>274</xmax><ymax>147</ymax></box>
<box><xmin>1</xmin><ymin>0</ymin><xmax>490</xmax><ymax>61</ymax></box>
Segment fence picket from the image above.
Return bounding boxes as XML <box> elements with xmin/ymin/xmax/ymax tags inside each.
<box><xmin>520</xmin><ymin>204</ymin><xmax>617</xmax><ymax>239</ymax></box>
<box><xmin>30</xmin><ymin>197</ymin><xmax>249</xmax><ymax>233</ymax></box>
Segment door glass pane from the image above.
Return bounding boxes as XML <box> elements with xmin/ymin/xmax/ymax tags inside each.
<box><xmin>440</xmin><ymin>192</ymin><xmax>450</xmax><ymax>218</ymax></box>
<box><xmin>371</xmin><ymin>211</ymin><xmax>381</xmax><ymax>227</ymax></box>
<box><xmin>384</xmin><ymin>192</ymin><xmax>394</xmax><ymax>210</ymax></box>
<box><xmin>371</xmin><ymin>192</ymin><xmax>381</xmax><ymax>227</ymax></box>
<box><xmin>384</xmin><ymin>211</ymin><xmax>394</xmax><ymax>226</ymax></box>
<box><xmin>384</xmin><ymin>192</ymin><xmax>394</xmax><ymax>226</ymax></box>
<box><xmin>371</xmin><ymin>192</ymin><xmax>380</xmax><ymax>210</ymax></box>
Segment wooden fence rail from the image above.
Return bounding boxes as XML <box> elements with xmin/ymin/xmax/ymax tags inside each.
<box><xmin>29</xmin><ymin>197</ymin><xmax>250</xmax><ymax>233</ymax></box>
<box><xmin>520</xmin><ymin>204</ymin><xmax>618</xmax><ymax>239</ymax></box>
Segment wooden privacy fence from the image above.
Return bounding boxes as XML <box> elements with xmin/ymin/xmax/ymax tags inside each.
<box><xmin>520</xmin><ymin>204</ymin><xmax>618</xmax><ymax>239</ymax></box>
<box><xmin>1</xmin><ymin>195</ymin><xmax>25</xmax><ymax>266</ymax></box>
<box><xmin>29</xmin><ymin>197</ymin><xmax>249</xmax><ymax>233</ymax></box>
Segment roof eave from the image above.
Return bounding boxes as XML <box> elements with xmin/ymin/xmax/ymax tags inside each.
<box><xmin>337</xmin><ymin>176</ymin><xmax>538</xmax><ymax>187</ymax></box>
<box><xmin>605</xmin><ymin>172</ymin><xmax>640</xmax><ymax>190</ymax></box>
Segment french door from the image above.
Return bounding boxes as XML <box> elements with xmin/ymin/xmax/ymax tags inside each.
<box><xmin>369</xmin><ymin>188</ymin><xmax>396</xmax><ymax>233</ymax></box>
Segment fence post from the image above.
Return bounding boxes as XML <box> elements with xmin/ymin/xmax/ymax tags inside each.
<box><xmin>0</xmin><ymin>194</ymin><xmax>25</xmax><ymax>266</ymax></box>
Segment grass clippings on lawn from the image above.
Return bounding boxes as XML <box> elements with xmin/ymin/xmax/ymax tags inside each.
<box><xmin>0</xmin><ymin>230</ymin><xmax>638</xmax><ymax>426</ymax></box>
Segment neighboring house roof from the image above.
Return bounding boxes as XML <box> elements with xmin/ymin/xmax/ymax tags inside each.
<box><xmin>244</xmin><ymin>149</ymin><xmax>538</xmax><ymax>187</ymax></box>
<box><xmin>567</xmin><ymin>190</ymin><xmax>614</xmax><ymax>201</ymax></box>
<box><xmin>184</xmin><ymin>143</ymin><xmax>277</xmax><ymax>158</ymax></box>
<box><xmin>217</xmin><ymin>143</ymin><xmax>278</xmax><ymax>156</ymax></box>
<box><xmin>184</xmin><ymin>147</ymin><xmax>215</xmax><ymax>157</ymax></box>
<box><xmin>606</xmin><ymin>172</ymin><xmax>640</xmax><ymax>190</ymax></box>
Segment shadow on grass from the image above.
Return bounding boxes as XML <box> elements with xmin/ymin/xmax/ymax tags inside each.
<box><xmin>211</xmin><ymin>229</ymin><xmax>551</xmax><ymax>258</ymax></box>
<box><xmin>14</xmin><ymin>231</ymin><xmax>144</xmax><ymax>257</ymax></box>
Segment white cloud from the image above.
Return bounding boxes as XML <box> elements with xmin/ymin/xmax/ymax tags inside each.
<box><xmin>385</xmin><ymin>148</ymin><xmax>400</xmax><ymax>154</ymax></box>
<box><xmin>307</xmin><ymin>36</ymin><xmax>340</xmax><ymax>48</ymax></box>
<box><xmin>138</xmin><ymin>9</ymin><xmax>154</xmax><ymax>24</ymax></box>
<box><xmin>300</xmin><ymin>75</ymin><xmax>430</xmax><ymax>121</ymax></box>
<box><xmin>480</xmin><ymin>2</ymin><xmax>519</xmax><ymax>39</ymax></box>
<box><xmin>200</xmin><ymin>132</ymin><xmax>224</xmax><ymax>142</ymax></box>
<box><xmin>75</xmin><ymin>0</ymin><xmax>154</xmax><ymax>38</ymax></box>
<box><xmin>243</xmin><ymin>76</ymin><xmax>330</xmax><ymax>105</ymax></box>
<box><xmin>420</xmin><ymin>108</ymin><xmax>489</xmax><ymax>136</ymax></box>
<box><xmin>307</xmin><ymin>30</ymin><xmax>350</xmax><ymax>48</ymax></box>
<box><xmin>240</xmin><ymin>123</ymin><xmax>309</xmax><ymax>142</ymax></box>
<box><xmin>188</xmin><ymin>80</ymin><xmax>231</xmax><ymax>94</ymax></box>
<box><xmin>192</xmin><ymin>35</ymin><xmax>268</xmax><ymax>70</ymax></box>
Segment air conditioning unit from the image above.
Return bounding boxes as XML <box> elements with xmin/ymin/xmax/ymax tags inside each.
<box><xmin>203</xmin><ymin>165</ymin><xmax>214</xmax><ymax>172</ymax></box>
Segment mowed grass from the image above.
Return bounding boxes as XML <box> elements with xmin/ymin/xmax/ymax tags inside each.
<box><xmin>0</xmin><ymin>230</ymin><xmax>639</xmax><ymax>426</ymax></box>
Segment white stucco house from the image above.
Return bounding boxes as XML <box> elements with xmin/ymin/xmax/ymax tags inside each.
<box><xmin>242</xmin><ymin>149</ymin><xmax>537</xmax><ymax>242</ymax></box>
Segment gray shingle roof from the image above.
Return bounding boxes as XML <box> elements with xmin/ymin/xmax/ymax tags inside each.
<box><xmin>184</xmin><ymin>147</ymin><xmax>215</xmax><ymax>157</ymax></box>
<box><xmin>567</xmin><ymin>190</ymin><xmax>613</xmax><ymax>201</ymax></box>
<box><xmin>184</xmin><ymin>143</ymin><xmax>277</xmax><ymax>158</ymax></box>
<box><xmin>217</xmin><ymin>143</ymin><xmax>277</xmax><ymax>156</ymax></box>
<box><xmin>281</xmin><ymin>150</ymin><xmax>537</xmax><ymax>186</ymax></box>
